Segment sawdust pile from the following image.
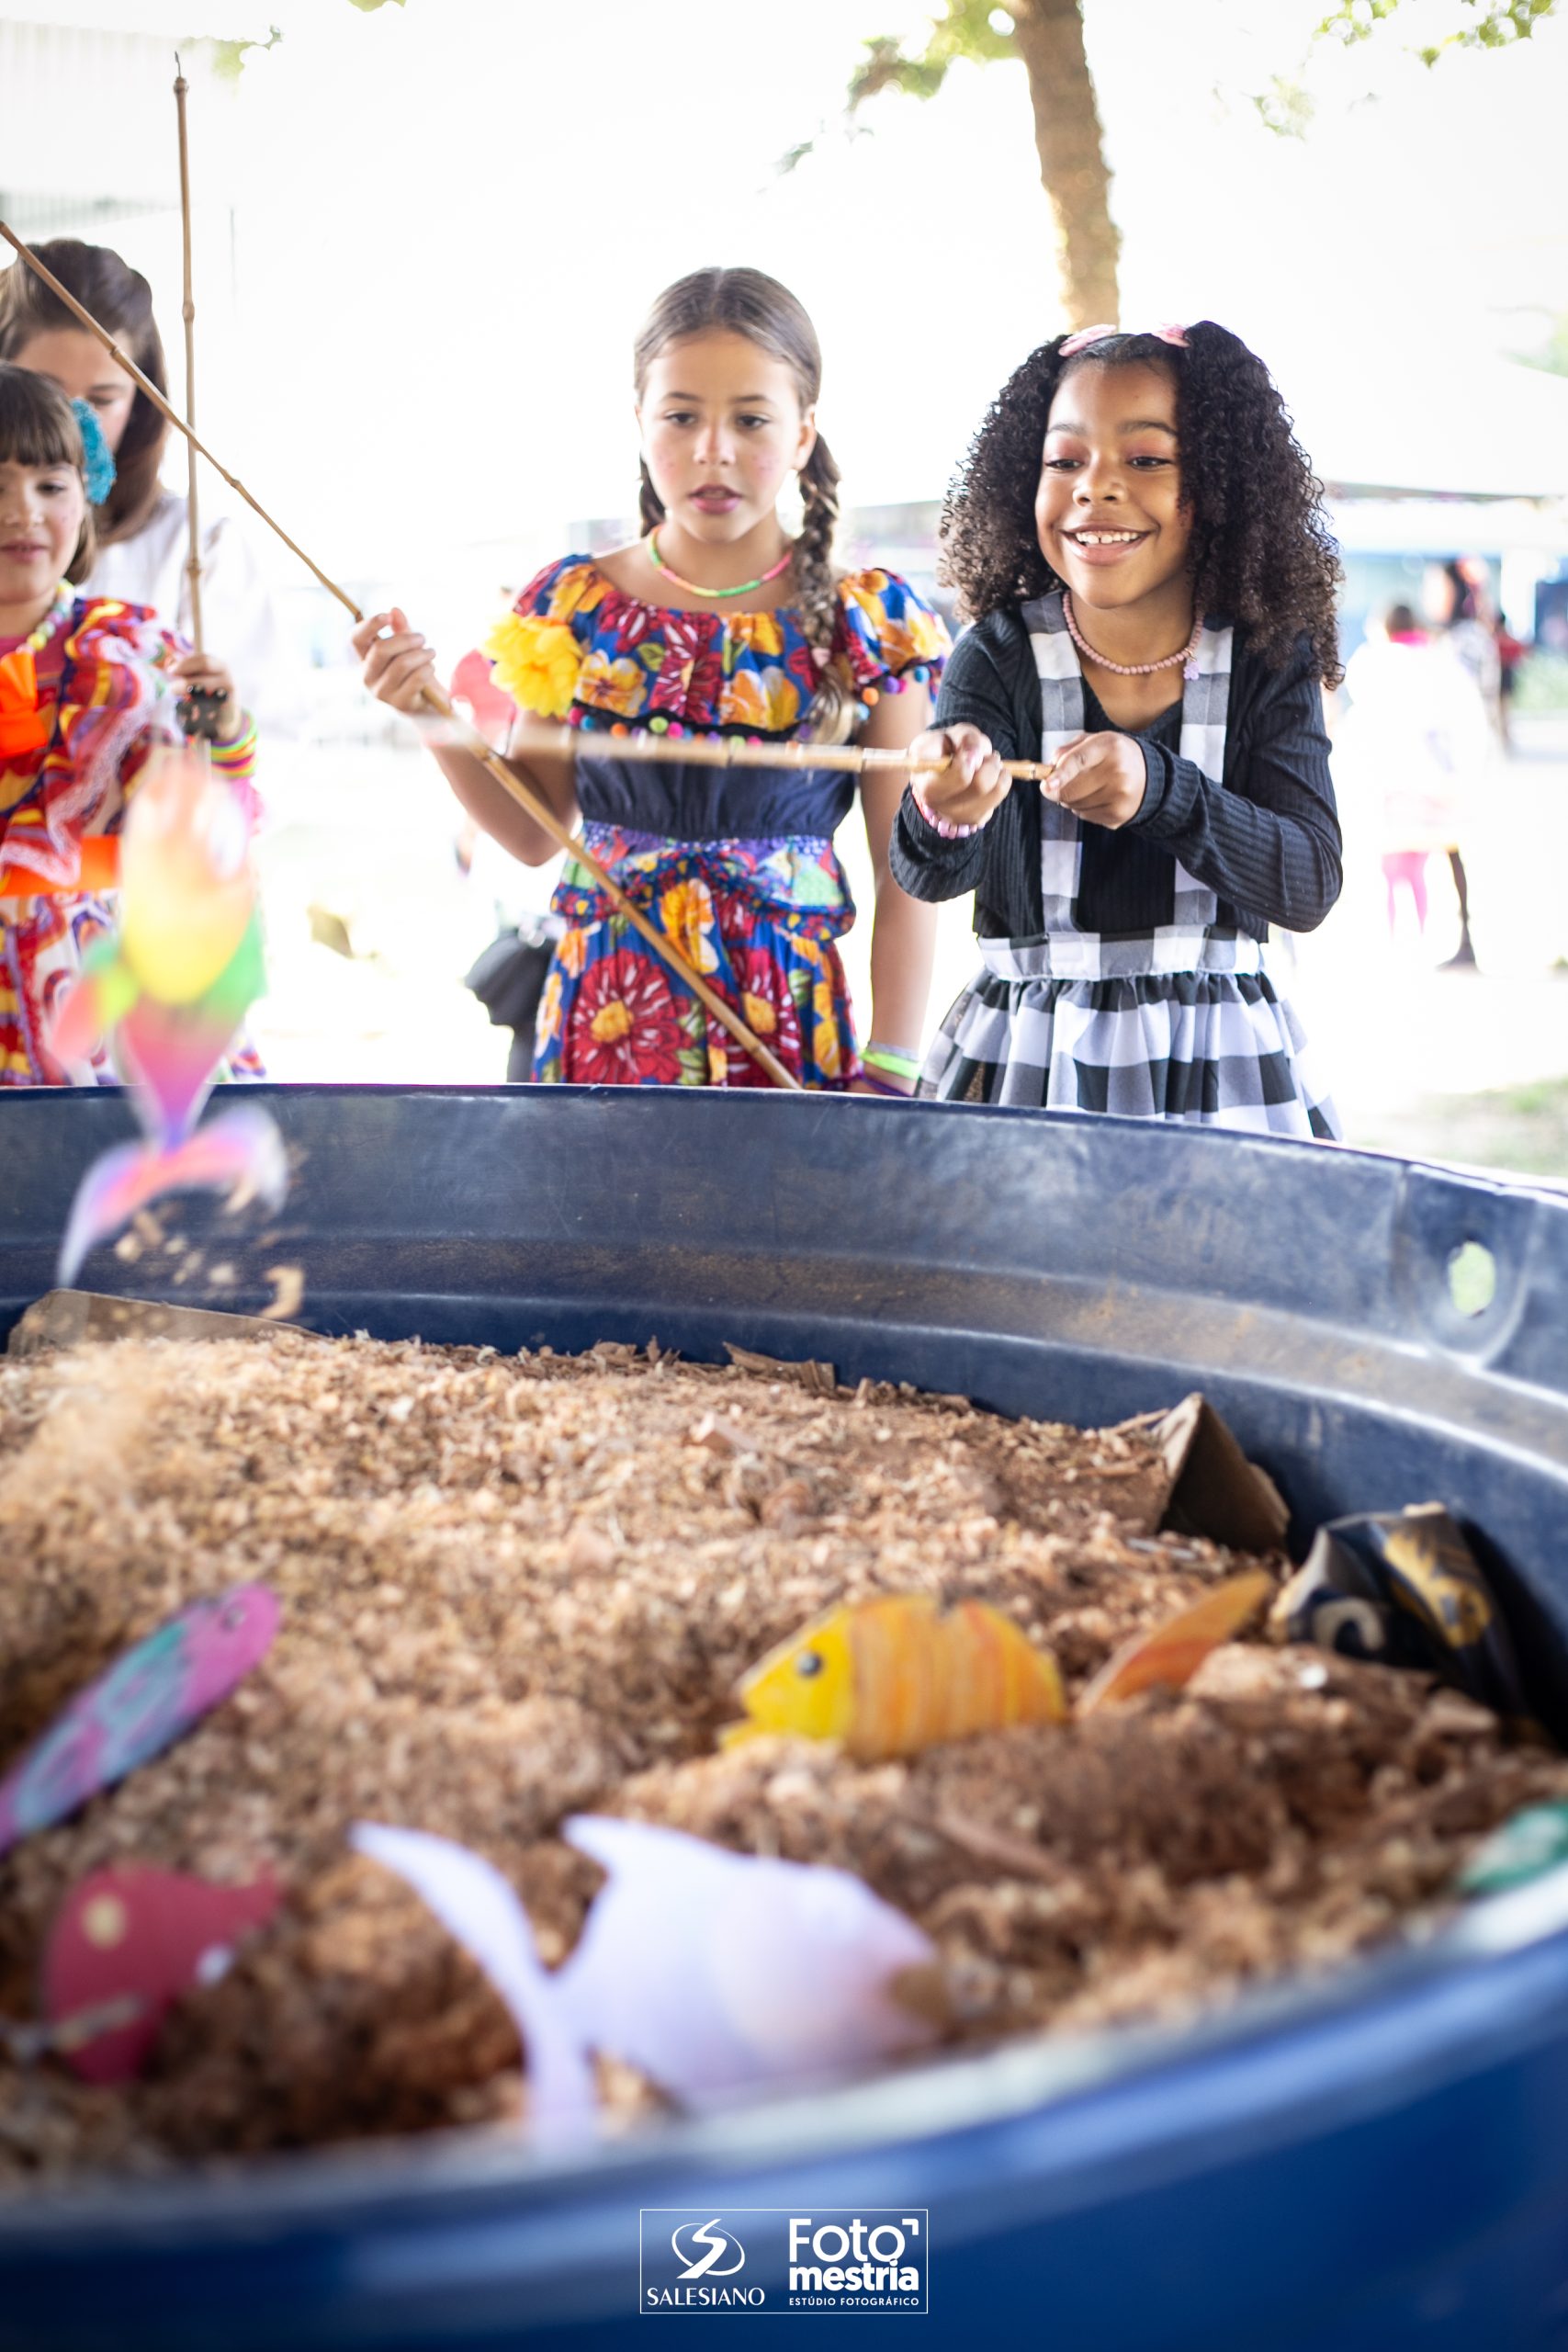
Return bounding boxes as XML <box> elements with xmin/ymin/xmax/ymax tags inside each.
<box><xmin>0</xmin><ymin>1331</ymin><xmax>1560</xmax><ymax>2187</ymax></box>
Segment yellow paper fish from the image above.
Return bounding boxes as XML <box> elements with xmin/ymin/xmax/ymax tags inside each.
<box><xmin>724</xmin><ymin>1594</ymin><xmax>1066</xmax><ymax>1763</ymax></box>
<box><xmin>1076</xmin><ymin>1570</ymin><xmax>1273</xmax><ymax>1715</ymax></box>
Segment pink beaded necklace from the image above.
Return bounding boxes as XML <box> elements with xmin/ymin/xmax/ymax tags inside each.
<box><xmin>1062</xmin><ymin>591</ymin><xmax>1203</xmax><ymax>682</ymax></box>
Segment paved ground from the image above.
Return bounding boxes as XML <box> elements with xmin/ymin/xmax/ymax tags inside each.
<box><xmin>248</xmin><ymin>712</ymin><xmax>1568</xmax><ymax>1182</ymax></box>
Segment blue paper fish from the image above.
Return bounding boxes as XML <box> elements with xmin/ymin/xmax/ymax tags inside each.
<box><xmin>0</xmin><ymin>1586</ymin><xmax>280</xmax><ymax>1856</ymax></box>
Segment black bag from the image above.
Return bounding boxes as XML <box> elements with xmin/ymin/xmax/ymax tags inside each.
<box><xmin>464</xmin><ymin>924</ymin><xmax>556</xmax><ymax>1041</ymax></box>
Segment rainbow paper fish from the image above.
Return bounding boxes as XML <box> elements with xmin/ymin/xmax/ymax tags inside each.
<box><xmin>722</xmin><ymin>1594</ymin><xmax>1066</xmax><ymax>1763</ymax></box>
<box><xmin>40</xmin><ymin>1863</ymin><xmax>281</xmax><ymax>2083</ymax></box>
<box><xmin>51</xmin><ymin>744</ymin><xmax>287</xmax><ymax>1283</ymax></box>
<box><xmin>1077</xmin><ymin>1571</ymin><xmax>1274</xmax><ymax>1715</ymax></box>
<box><xmin>1274</xmin><ymin>1504</ymin><xmax>1529</xmax><ymax>1721</ymax></box>
<box><xmin>0</xmin><ymin>1585</ymin><xmax>279</xmax><ymax>1856</ymax></box>
<box><xmin>353</xmin><ymin>1815</ymin><xmax>939</xmax><ymax>2129</ymax></box>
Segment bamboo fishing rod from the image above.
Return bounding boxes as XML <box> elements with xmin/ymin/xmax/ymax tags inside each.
<box><xmin>173</xmin><ymin>60</ymin><xmax>203</xmax><ymax>657</ymax></box>
<box><xmin>0</xmin><ymin>221</ymin><xmax>802</xmax><ymax>1089</ymax></box>
<box><xmin>0</xmin><ymin>219</ymin><xmax>1043</xmax><ymax>1086</ymax></box>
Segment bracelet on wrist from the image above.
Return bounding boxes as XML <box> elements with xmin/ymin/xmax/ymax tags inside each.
<box><xmin>856</xmin><ymin>1069</ymin><xmax>912</xmax><ymax>1097</ymax></box>
<box><xmin>212</xmin><ymin>713</ymin><xmax>258</xmax><ymax>762</ymax></box>
<box><xmin>863</xmin><ymin>1043</ymin><xmax>922</xmax><ymax>1080</ymax></box>
<box><xmin>909</xmin><ymin>781</ymin><xmax>982</xmax><ymax>841</ymax></box>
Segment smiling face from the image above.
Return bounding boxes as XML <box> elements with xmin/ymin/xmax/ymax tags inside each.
<box><xmin>13</xmin><ymin>328</ymin><xmax>138</xmax><ymax>454</ymax></box>
<box><xmin>0</xmin><ymin>454</ymin><xmax>85</xmax><ymax>621</ymax></box>
<box><xmin>638</xmin><ymin>330</ymin><xmax>815</xmax><ymax>551</ymax></box>
<box><xmin>1034</xmin><ymin>359</ymin><xmax>1192</xmax><ymax>616</ymax></box>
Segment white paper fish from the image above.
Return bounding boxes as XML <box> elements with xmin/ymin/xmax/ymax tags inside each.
<box><xmin>351</xmin><ymin>1815</ymin><xmax>939</xmax><ymax>2129</ymax></box>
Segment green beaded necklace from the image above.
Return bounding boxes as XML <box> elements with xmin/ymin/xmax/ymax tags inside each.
<box><xmin>645</xmin><ymin>528</ymin><xmax>794</xmax><ymax>601</ymax></box>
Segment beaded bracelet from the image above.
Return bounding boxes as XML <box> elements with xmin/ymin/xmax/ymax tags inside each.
<box><xmin>909</xmin><ymin>781</ymin><xmax>983</xmax><ymax>842</ymax></box>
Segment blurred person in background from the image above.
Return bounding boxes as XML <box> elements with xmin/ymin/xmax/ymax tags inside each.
<box><xmin>1420</xmin><ymin>560</ymin><xmax>1497</xmax><ymax>968</ymax></box>
<box><xmin>0</xmin><ymin>241</ymin><xmax>287</xmax><ymax>732</ymax></box>
<box><xmin>1337</xmin><ymin>602</ymin><xmax>1487</xmax><ymax>952</ymax></box>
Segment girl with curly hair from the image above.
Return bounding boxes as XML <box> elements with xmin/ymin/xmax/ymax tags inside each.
<box><xmin>356</xmin><ymin>267</ymin><xmax>949</xmax><ymax>1091</ymax></box>
<box><xmin>891</xmin><ymin>322</ymin><xmax>1344</xmax><ymax>1136</ymax></box>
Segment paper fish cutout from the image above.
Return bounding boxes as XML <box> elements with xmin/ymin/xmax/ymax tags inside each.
<box><xmin>50</xmin><ymin>744</ymin><xmax>287</xmax><ymax>1283</ymax></box>
<box><xmin>352</xmin><ymin>1815</ymin><xmax>939</xmax><ymax>2128</ymax></box>
<box><xmin>41</xmin><ymin>1864</ymin><xmax>281</xmax><ymax>2083</ymax></box>
<box><xmin>1273</xmin><ymin>1505</ymin><xmax>1529</xmax><ymax>1720</ymax></box>
<box><xmin>722</xmin><ymin>1594</ymin><xmax>1066</xmax><ymax>1764</ymax></box>
<box><xmin>1077</xmin><ymin>1572</ymin><xmax>1274</xmax><ymax>1715</ymax></box>
<box><xmin>0</xmin><ymin>1585</ymin><xmax>279</xmax><ymax>1856</ymax></box>
<box><xmin>56</xmin><ymin>1105</ymin><xmax>288</xmax><ymax>1293</ymax></box>
<box><xmin>1459</xmin><ymin>1804</ymin><xmax>1568</xmax><ymax>1899</ymax></box>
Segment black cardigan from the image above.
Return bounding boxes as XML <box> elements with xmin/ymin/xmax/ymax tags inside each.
<box><xmin>889</xmin><ymin>607</ymin><xmax>1343</xmax><ymax>941</ymax></box>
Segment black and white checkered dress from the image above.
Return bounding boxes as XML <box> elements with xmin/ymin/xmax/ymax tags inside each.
<box><xmin>919</xmin><ymin>595</ymin><xmax>1339</xmax><ymax>1137</ymax></box>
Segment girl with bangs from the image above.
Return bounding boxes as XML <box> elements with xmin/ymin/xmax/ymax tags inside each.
<box><xmin>893</xmin><ymin>322</ymin><xmax>1344</xmax><ymax>1136</ymax></box>
<box><xmin>0</xmin><ymin>366</ymin><xmax>257</xmax><ymax>1085</ymax></box>
<box><xmin>356</xmin><ymin>267</ymin><xmax>948</xmax><ymax>1092</ymax></box>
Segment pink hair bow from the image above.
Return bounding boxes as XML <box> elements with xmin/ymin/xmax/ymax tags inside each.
<box><xmin>1059</xmin><ymin>322</ymin><xmax>1188</xmax><ymax>356</ymax></box>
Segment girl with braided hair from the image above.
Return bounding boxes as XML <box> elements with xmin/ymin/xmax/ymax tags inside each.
<box><xmin>357</xmin><ymin>267</ymin><xmax>947</xmax><ymax>1089</ymax></box>
<box><xmin>892</xmin><ymin>322</ymin><xmax>1343</xmax><ymax>1134</ymax></box>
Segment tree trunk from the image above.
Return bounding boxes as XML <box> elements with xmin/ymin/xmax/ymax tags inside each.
<box><xmin>1007</xmin><ymin>0</ymin><xmax>1121</xmax><ymax>329</ymax></box>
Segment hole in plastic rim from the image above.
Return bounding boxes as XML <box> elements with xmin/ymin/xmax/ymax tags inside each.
<box><xmin>1448</xmin><ymin>1239</ymin><xmax>1498</xmax><ymax>1319</ymax></box>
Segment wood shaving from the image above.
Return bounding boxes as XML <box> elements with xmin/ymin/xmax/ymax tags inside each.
<box><xmin>0</xmin><ymin>1331</ymin><xmax>1561</xmax><ymax>2188</ymax></box>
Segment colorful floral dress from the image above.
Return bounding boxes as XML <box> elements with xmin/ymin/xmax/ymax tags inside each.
<box><xmin>484</xmin><ymin>559</ymin><xmax>948</xmax><ymax>1087</ymax></box>
<box><xmin>0</xmin><ymin>594</ymin><xmax>262</xmax><ymax>1085</ymax></box>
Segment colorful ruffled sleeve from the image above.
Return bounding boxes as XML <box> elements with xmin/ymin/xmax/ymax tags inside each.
<box><xmin>483</xmin><ymin>556</ymin><xmax>605</xmax><ymax>722</ymax></box>
<box><xmin>835</xmin><ymin>570</ymin><xmax>951</xmax><ymax>707</ymax></box>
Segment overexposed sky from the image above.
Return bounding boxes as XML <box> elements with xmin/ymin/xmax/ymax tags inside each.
<box><xmin>6</xmin><ymin>0</ymin><xmax>1565</xmax><ymax>587</ymax></box>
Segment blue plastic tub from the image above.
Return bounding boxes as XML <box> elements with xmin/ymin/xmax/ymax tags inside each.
<box><xmin>5</xmin><ymin>1083</ymin><xmax>1568</xmax><ymax>2352</ymax></box>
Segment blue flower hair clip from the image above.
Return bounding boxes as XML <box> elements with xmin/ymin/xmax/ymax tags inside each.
<box><xmin>70</xmin><ymin>399</ymin><xmax>118</xmax><ymax>505</ymax></box>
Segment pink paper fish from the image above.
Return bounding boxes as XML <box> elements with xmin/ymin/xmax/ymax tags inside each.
<box><xmin>353</xmin><ymin>1815</ymin><xmax>940</xmax><ymax>2132</ymax></box>
<box><xmin>41</xmin><ymin>1863</ymin><xmax>281</xmax><ymax>2083</ymax></box>
<box><xmin>50</xmin><ymin>744</ymin><xmax>287</xmax><ymax>1283</ymax></box>
<box><xmin>0</xmin><ymin>1586</ymin><xmax>279</xmax><ymax>1856</ymax></box>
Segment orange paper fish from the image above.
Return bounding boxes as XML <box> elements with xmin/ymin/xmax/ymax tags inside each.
<box><xmin>724</xmin><ymin>1594</ymin><xmax>1066</xmax><ymax>1763</ymax></box>
<box><xmin>1076</xmin><ymin>1571</ymin><xmax>1273</xmax><ymax>1715</ymax></box>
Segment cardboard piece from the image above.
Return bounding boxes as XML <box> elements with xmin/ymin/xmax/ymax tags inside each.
<box><xmin>723</xmin><ymin>1342</ymin><xmax>839</xmax><ymax>1397</ymax></box>
<box><xmin>7</xmin><ymin>1288</ymin><xmax>316</xmax><ymax>1359</ymax></box>
<box><xmin>1142</xmin><ymin>1392</ymin><xmax>1292</xmax><ymax>1553</ymax></box>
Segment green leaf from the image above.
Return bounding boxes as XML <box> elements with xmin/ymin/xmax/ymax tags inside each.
<box><xmin>1251</xmin><ymin>73</ymin><xmax>1314</xmax><ymax>135</ymax></box>
<box><xmin>208</xmin><ymin>23</ymin><xmax>282</xmax><ymax>80</ymax></box>
<box><xmin>845</xmin><ymin>2</ymin><xmax>1017</xmax><ymax>115</ymax></box>
<box><xmin>1315</xmin><ymin>0</ymin><xmax>1558</xmax><ymax>60</ymax></box>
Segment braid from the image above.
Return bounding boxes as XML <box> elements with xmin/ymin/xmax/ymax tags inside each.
<box><xmin>795</xmin><ymin>435</ymin><xmax>852</xmax><ymax>743</ymax></box>
<box><xmin>637</xmin><ymin>458</ymin><xmax>665</xmax><ymax>538</ymax></box>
